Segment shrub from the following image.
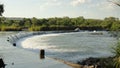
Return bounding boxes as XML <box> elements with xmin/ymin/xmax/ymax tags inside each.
<box><xmin>113</xmin><ymin>42</ymin><xmax>120</xmax><ymax>68</ymax></box>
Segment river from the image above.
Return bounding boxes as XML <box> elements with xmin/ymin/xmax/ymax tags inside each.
<box><xmin>16</xmin><ymin>31</ymin><xmax>117</xmax><ymax>63</ymax></box>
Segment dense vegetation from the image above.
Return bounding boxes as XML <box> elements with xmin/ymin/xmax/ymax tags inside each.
<box><xmin>113</xmin><ymin>42</ymin><xmax>120</xmax><ymax>68</ymax></box>
<box><xmin>0</xmin><ymin>16</ymin><xmax>120</xmax><ymax>31</ymax></box>
<box><xmin>78</xmin><ymin>41</ymin><xmax>120</xmax><ymax>68</ymax></box>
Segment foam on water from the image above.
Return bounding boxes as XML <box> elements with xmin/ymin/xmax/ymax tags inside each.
<box><xmin>16</xmin><ymin>31</ymin><xmax>117</xmax><ymax>63</ymax></box>
<box><xmin>16</xmin><ymin>33</ymin><xmax>62</xmax><ymax>49</ymax></box>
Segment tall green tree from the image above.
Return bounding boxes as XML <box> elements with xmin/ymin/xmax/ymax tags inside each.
<box><xmin>62</xmin><ymin>16</ymin><xmax>71</xmax><ymax>26</ymax></box>
<box><xmin>0</xmin><ymin>4</ymin><xmax>4</xmax><ymax>16</ymax></box>
<box><xmin>76</xmin><ymin>16</ymin><xmax>85</xmax><ymax>26</ymax></box>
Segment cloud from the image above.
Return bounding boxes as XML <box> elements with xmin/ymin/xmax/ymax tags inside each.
<box><xmin>70</xmin><ymin>0</ymin><xmax>91</xmax><ymax>6</ymax></box>
<box><xmin>39</xmin><ymin>0</ymin><xmax>61</xmax><ymax>10</ymax></box>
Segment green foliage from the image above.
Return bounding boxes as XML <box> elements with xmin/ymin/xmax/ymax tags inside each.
<box><xmin>0</xmin><ymin>4</ymin><xmax>4</xmax><ymax>16</ymax></box>
<box><xmin>0</xmin><ymin>26</ymin><xmax>21</xmax><ymax>31</ymax></box>
<box><xmin>113</xmin><ymin>42</ymin><xmax>120</xmax><ymax>68</ymax></box>
<box><xmin>111</xmin><ymin>22</ymin><xmax>120</xmax><ymax>31</ymax></box>
<box><xmin>0</xmin><ymin>16</ymin><xmax>120</xmax><ymax>31</ymax></box>
<box><xmin>114</xmin><ymin>42</ymin><xmax>120</xmax><ymax>56</ymax></box>
<box><xmin>114</xmin><ymin>57</ymin><xmax>120</xmax><ymax>68</ymax></box>
<box><xmin>29</xmin><ymin>26</ymin><xmax>41</xmax><ymax>31</ymax></box>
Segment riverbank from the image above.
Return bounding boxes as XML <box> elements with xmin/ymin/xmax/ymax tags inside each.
<box><xmin>53</xmin><ymin>58</ymin><xmax>82</xmax><ymax>68</ymax></box>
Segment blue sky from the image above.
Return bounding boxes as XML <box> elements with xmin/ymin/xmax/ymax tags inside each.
<box><xmin>0</xmin><ymin>0</ymin><xmax>120</xmax><ymax>19</ymax></box>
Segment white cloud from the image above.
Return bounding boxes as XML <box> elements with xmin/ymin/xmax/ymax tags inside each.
<box><xmin>70</xmin><ymin>0</ymin><xmax>91</xmax><ymax>6</ymax></box>
<box><xmin>39</xmin><ymin>0</ymin><xmax>61</xmax><ymax>10</ymax></box>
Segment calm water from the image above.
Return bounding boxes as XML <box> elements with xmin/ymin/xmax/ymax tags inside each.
<box><xmin>0</xmin><ymin>32</ymin><xmax>17</xmax><ymax>47</ymax></box>
<box><xmin>0</xmin><ymin>32</ymin><xmax>17</xmax><ymax>58</ymax></box>
<box><xmin>17</xmin><ymin>31</ymin><xmax>117</xmax><ymax>63</ymax></box>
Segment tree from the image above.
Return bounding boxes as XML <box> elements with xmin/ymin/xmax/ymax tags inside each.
<box><xmin>73</xmin><ymin>16</ymin><xmax>85</xmax><ymax>27</ymax></box>
<box><xmin>24</xmin><ymin>20</ymin><xmax>31</xmax><ymax>27</ymax></box>
<box><xmin>108</xmin><ymin>0</ymin><xmax>120</xmax><ymax>7</ymax></box>
<box><xmin>62</xmin><ymin>16</ymin><xmax>71</xmax><ymax>26</ymax></box>
<box><xmin>31</xmin><ymin>17</ymin><xmax>38</xmax><ymax>25</ymax></box>
<box><xmin>47</xmin><ymin>18</ymin><xmax>56</xmax><ymax>25</ymax></box>
<box><xmin>111</xmin><ymin>21</ymin><xmax>120</xmax><ymax>31</ymax></box>
<box><xmin>0</xmin><ymin>4</ymin><xmax>4</xmax><ymax>16</ymax></box>
<box><xmin>101</xmin><ymin>17</ymin><xmax>119</xmax><ymax>30</ymax></box>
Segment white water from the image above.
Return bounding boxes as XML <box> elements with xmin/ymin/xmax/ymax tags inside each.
<box><xmin>17</xmin><ymin>31</ymin><xmax>117</xmax><ymax>63</ymax></box>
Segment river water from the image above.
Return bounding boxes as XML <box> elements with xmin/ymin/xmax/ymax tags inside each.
<box><xmin>16</xmin><ymin>31</ymin><xmax>117</xmax><ymax>63</ymax></box>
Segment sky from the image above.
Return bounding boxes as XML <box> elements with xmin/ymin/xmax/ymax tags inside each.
<box><xmin>0</xmin><ymin>0</ymin><xmax>120</xmax><ymax>19</ymax></box>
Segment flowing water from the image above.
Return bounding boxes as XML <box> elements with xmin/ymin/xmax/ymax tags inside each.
<box><xmin>17</xmin><ymin>31</ymin><xmax>117</xmax><ymax>63</ymax></box>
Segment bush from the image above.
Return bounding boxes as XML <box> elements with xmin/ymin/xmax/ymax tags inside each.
<box><xmin>113</xmin><ymin>42</ymin><xmax>120</xmax><ymax>68</ymax></box>
<box><xmin>0</xmin><ymin>27</ymin><xmax>22</xmax><ymax>31</ymax></box>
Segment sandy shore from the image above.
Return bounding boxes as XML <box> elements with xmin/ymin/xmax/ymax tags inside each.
<box><xmin>53</xmin><ymin>58</ymin><xmax>82</xmax><ymax>68</ymax></box>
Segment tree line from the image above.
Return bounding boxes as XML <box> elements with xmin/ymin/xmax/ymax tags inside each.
<box><xmin>0</xmin><ymin>16</ymin><xmax>120</xmax><ymax>31</ymax></box>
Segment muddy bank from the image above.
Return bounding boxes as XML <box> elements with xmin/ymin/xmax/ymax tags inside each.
<box><xmin>77</xmin><ymin>57</ymin><xmax>114</xmax><ymax>68</ymax></box>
